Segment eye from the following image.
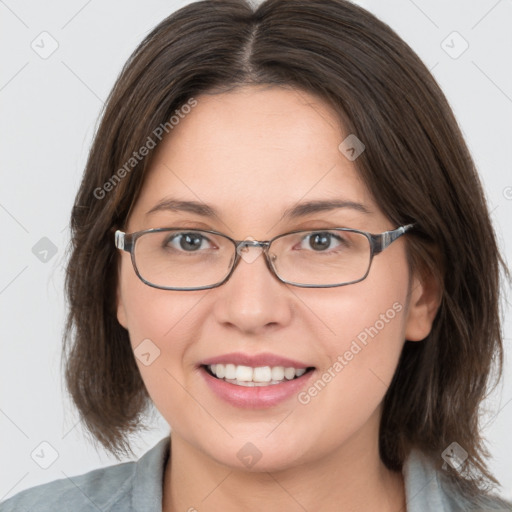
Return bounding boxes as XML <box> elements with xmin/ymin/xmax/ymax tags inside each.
<box><xmin>299</xmin><ymin>231</ymin><xmax>348</xmax><ymax>252</ymax></box>
<box><xmin>165</xmin><ymin>232</ymin><xmax>214</xmax><ymax>252</ymax></box>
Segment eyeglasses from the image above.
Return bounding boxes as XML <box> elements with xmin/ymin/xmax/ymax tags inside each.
<box><xmin>114</xmin><ymin>224</ymin><xmax>414</xmax><ymax>291</ymax></box>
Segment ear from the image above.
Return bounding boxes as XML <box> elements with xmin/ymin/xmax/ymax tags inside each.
<box><xmin>404</xmin><ymin>268</ymin><xmax>442</xmax><ymax>342</ymax></box>
<box><xmin>116</xmin><ymin>273</ymin><xmax>128</xmax><ymax>329</ymax></box>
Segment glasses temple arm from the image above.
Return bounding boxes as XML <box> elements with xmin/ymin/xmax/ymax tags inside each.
<box><xmin>114</xmin><ymin>230</ymin><xmax>134</xmax><ymax>252</ymax></box>
<box><xmin>371</xmin><ymin>223</ymin><xmax>415</xmax><ymax>254</ymax></box>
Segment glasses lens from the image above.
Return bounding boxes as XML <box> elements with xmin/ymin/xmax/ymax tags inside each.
<box><xmin>133</xmin><ymin>230</ymin><xmax>235</xmax><ymax>289</ymax></box>
<box><xmin>270</xmin><ymin>230</ymin><xmax>371</xmax><ymax>286</ymax></box>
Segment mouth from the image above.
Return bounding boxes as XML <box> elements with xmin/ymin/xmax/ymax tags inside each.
<box><xmin>202</xmin><ymin>363</ymin><xmax>315</xmax><ymax>387</ymax></box>
<box><xmin>198</xmin><ymin>352</ymin><xmax>317</xmax><ymax>408</ymax></box>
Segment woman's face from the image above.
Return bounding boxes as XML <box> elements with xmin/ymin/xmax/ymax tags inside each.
<box><xmin>117</xmin><ymin>85</ymin><xmax>432</xmax><ymax>471</ymax></box>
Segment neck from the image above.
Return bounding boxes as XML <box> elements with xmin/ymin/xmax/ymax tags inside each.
<box><xmin>162</xmin><ymin>421</ymin><xmax>406</xmax><ymax>512</ymax></box>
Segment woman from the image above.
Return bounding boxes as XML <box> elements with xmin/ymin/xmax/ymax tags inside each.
<box><xmin>2</xmin><ymin>0</ymin><xmax>510</xmax><ymax>510</ymax></box>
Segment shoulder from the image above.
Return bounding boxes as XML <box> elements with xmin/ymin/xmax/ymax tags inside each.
<box><xmin>0</xmin><ymin>461</ymin><xmax>136</xmax><ymax>512</ymax></box>
<box><xmin>403</xmin><ymin>448</ymin><xmax>512</xmax><ymax>512</ymax></box>
<box><xmin>0</xmin><ymin>437</ymin><xmax>170</xmax><ymax>512</ymax></box>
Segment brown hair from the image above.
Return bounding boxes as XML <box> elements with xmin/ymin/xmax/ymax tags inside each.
<box><xmin>62</xmin><ymin>0</ymin><xmax>508</xmax><ymax>500</ymax></box>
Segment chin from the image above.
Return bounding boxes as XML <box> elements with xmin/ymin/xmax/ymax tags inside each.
<box><xmin>199</xmin><ymin>436</ymin><xmax>311</xmax><ymax>474</ymax></box>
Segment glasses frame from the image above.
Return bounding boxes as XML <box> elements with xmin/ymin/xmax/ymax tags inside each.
<box><xmin>114</xmin><ymin>224</ymin><xmax>415</xmax><ymax>291</ymax></box>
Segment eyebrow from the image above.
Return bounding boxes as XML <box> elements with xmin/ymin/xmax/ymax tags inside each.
<box><xmin>282</xmin><ymin>199</ymin><xmax>372</xmax><ymax>218</ymax></box>
<box><xmin>145</xmin><ymin>198</ymin><xmax>371</xmax><ymax>219</ymax></box>
<box><xmin>146</xmin><ymin>199</ymin><xmax>217</xmax><ymax>217</ymax></box>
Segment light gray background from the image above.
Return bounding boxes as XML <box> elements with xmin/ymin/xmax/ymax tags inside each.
<box><xmin>1</xmin><ymin>0</ymin><xmax>511</xmax><ymax>503</ymax></box>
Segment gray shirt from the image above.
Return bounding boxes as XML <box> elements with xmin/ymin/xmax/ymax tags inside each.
<box><xmin>1</xmin><ymin>437</ymin><xmax>510</xmax><ymax>511</ymax></box>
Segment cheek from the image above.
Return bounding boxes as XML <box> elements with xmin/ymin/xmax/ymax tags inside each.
<box><xmin>292</xmin><ymin>267</ymin><xmax>409</xmax><ymax>443</ymax></box>
<box><xmin>118</xmin><ymin>254</ymin><xmax>205</xmax><ymax>344</ymax></box>
<box><xmin>118</xmin><ymin>262</ymin><xmax>210</xmax><ymax>414</ymax></box>
<box><xmin>324</xmin><ymin>251</ymin><xmax>409</xmax><ymax>362</ymax></box>
<box><xmin>294</xmin><ymin>255</ymin><xmax>408</xmax><ymax>354</ymax></box>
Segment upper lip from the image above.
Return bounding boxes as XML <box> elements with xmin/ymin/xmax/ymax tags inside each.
<box><xmin>200</xmin><ymin>352</ymin><xmax>312</xmax><ymax>369</ymax></box>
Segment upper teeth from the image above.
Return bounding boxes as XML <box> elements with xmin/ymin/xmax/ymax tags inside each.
<box><xmin>208</xmin><ymin>364</ymin><xmax>307</xmax><ymax>384</ymax></box>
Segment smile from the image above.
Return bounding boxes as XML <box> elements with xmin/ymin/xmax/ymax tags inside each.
<box><xmin>205</xmin><ymin>363</ymin><xmax>312</xmax><ymax>386</ymax></box>
<box><xmin>200</xmin><ymin>362</ymin><xmax>316</xmax><ymax>408</ymax></box>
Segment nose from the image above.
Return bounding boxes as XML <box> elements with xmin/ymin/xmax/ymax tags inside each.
<box><xmin>212</xmin><ymin>246</ymin><xmax>294</xmax><ymax>335</ymax></box>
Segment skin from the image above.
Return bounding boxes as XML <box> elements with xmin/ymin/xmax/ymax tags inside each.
<box><xmin>116</xmin><ymin>85</ymin><xmax>440</xmax><ymax>512</ymax></box>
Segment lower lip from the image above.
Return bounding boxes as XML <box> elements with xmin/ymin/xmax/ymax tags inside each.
<box><xmin>200</xmin><ymin>366</ymin><xmax>315</xmax><ymax>408</ymax></box>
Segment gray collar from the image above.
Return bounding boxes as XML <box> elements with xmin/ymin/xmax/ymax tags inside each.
<box><xmin>130</xmin><ymin>438</ymin><xmax>510</xmax><ymax>512</ymax></box>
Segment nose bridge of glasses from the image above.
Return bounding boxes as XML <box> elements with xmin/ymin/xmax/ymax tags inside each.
<box><xmin>236</xmin><ymin>239</ymin><xmax>270</xmax><ymax>250</ymax></box>
<box><xmin>236</xmin><ymin>238</ymin><xmax>268</xmax><ymax>249</ymax></box>
<box><xmin>233</xmin><ymin>239</ymin><xmax>274</xmax><ymax>268</ymax></box>
<box><xmin>235</xmin><ymin>237</ymin><xmax>270</xmax><ymax>256</ymax></box>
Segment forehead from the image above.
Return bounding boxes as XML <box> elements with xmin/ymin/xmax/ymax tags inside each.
<box><xmin>128</xmin><ymin>85</ymin><xmax>379</xmax><ymax>233</ymax></box>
